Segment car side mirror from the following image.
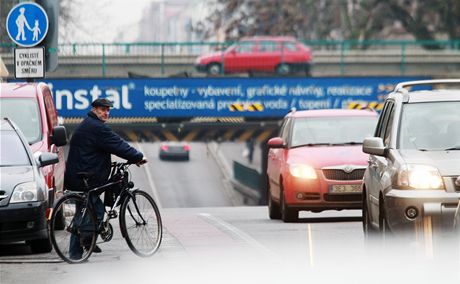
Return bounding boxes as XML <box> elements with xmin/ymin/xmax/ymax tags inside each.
<box><xmin>267</xmin><ymin>137</ymin><xmax>285</xmax><ymax>148</ymax></box>
<box><xmin>362</xmin><ymin>137</ymin><xmax>386</xmax><ymax>156</ymax></box>
<box><xmin>51</xmin><ymin>125</ymin><xmax>67</xmax><ymax>147</ymax></box>
<box><xmin>37</xmin><ymin>152</ymin><xmax>59</xmax><ymax>167</ymax></box>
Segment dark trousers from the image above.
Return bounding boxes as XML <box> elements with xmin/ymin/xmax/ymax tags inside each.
<box><xmin>69</xmin><ymin>194</ymin><xmax>105</xmax><ymax>259</ymax></box>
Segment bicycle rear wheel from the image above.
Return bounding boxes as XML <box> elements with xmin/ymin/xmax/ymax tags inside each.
<box><xmin>120</xmin><ymin>190</ymin><xmax>162</xmax><ymax>257</ymax></box>
<box><xmin>50</xmin><ymin>194</ymin><xmax>98</xmax><ymax>264</ymax></box>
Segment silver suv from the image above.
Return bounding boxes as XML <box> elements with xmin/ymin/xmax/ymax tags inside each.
<box><xmin>362</xmin><ymin>79</ymin><xmax>460</xmax><ymax>237</ymax></box>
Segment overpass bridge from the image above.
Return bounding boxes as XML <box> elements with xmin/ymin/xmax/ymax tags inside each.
<box><xmin>1</xmin><ymin>40</ymin><xmax>460</xmax><ymax>78</ymax></box>
<box><xmin>2</xmin><ymin>49</ymin><xmax>460</xmax><ymax>78</ymax></box>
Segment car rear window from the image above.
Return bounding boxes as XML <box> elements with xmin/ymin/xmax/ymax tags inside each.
<box><xmin>291</xmin><ymin>116</ymin><xmax>377</xmax><ymax>147</ymax></box>
<box><xmin>0</xmin><ymin>98</ymin><xmax>41</xmax><ymax>144</ymax></box>
<box><xmin>399</xmin><ymin>101</ymin><xmax>460</xmax><ymax>150</ymax></box>
<box><xmin>0</xmin><ymin>131</ymin><xmax>31</xmax><ymax>166</ymax></box>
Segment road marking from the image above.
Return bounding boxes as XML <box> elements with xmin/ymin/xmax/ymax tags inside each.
<box><xmin>307</xmin><ymin>224</ymin><xmax>314</xmax><ymax>267</ymax></box>
<box><xmin>198</xmin><ymin>213</ymin><xmax>276</xmax><ymax>257</ymax></box>
<box><xmin>136</xmin><ymin>142</ymin><xmax>163</xmax><ymax>209</ymax></box>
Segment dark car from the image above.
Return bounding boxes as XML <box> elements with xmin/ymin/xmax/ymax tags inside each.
<box><xmin>195</xmin><ymin>36</ymin><xmax>312</xmax><ymax>76</ymax></box>
<box><xmin>0</xmin><ymin>118</ymin><xmax>59</xmax><ymax>253</ymax></box>
<box><xmin>159</xmin><ymin>142</ymin><xmax>190</xmax><ymax>160</ymax></box>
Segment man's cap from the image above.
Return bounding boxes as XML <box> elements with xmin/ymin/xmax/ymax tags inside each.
<box><xmin>91</xmin><ymin>98</ymin><xmax>113</xmax><ymax>108</ymax></box>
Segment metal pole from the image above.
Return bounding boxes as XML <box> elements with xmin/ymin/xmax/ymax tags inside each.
<box><xmin>161</xmin><ymin>43</ymin><xmax>165</xmax><ymax>75</ymax></box>
<box><xmin>102</xmin><ymin>43</ymin><xmax>106</xmax><ymax>78</ymax></box>
<box><xmin>340</xmin><ymin>41</ymin><xmax>345</xmax><ymax>76</ymax></box>
<box><xmin>400</xmin><ymin>43</ymin><xmax>406</xmax><ymax>76</ymax></box>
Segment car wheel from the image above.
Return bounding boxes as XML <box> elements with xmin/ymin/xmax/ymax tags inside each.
<box><xmin>28</xmin><ymin>238</ymin><xmax>52</xmax><ymax>253</ymax></box>
<box><xmin>276</xmin><ymin>63</ymin><xmax>291</xmax><ymax>75</ymax></box>
<box><xmin>207</xmin><ymin>63</ymin><xmax>222</xmax><ymax>76</ymax></box>
<box><xmin>281</xmin><ymin>188</ymin><xmax>297</xmax><ymax>222</ymax></box>
<box><xmin>268</xmin><ymin>183</ymin><xmax>281</xmax><ymax>219</ymax></box>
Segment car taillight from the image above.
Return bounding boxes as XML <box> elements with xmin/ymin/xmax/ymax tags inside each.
<box><xmin>160</xmin><ymin>145</ymin><xmax>169</xmax><ymax>151</ymax></box>
<box><xmin>184</xmin><ymin>144</ymin><xmax>190</xmax><ymax>151</ymax></box>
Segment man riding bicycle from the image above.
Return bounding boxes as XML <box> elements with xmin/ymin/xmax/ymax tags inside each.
<box><xmin>64</xmin><ymin>98</ymin><xmax>146</xmax><ymax>259</ymax></box>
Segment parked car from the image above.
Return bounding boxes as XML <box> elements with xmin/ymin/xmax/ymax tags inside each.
<box><xmin>195</xmin><ymin>36</ymin><xmax>312</xmax><ymax>76</ymax></box>
<box><xmin>0</xmin><ymin>118</ymin><xmax>59</xmax><ymax>253</ymax></box>
<box><xmin>266</xmin><ymin>109</ymin><xmax>378</xmax><ymax>222</ymax></box>
<box><xmin>159</xmin><ymin>141</ymin><xmax>190</xmax><ymax>160</ymax></box>
<box><xmin>362</xmin><ymin>79</ymin><xmax>460</xmax><ymax>237</ymax></box>
<box><xmin>0</xmin><ymin>82</ymin><xmax>67</xmax><ymax>223</ymax></box>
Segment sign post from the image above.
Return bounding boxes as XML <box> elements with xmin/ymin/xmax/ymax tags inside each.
<box><xmin>6</xmin><ymin>2</ymin><xmax>49</xmax><ymax>79</ymax></box>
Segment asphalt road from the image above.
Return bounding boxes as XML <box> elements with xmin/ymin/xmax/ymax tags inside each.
<box><xmin>1</xmin><ymin>142</ymin><xmax>459</xmax><ymax>284</ymax></box>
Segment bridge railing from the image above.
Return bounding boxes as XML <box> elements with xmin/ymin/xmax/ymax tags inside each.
<box><xmin>3</xmin><ymin>39</ymin><xmax>459</xmax><ymax>56</ymax></box>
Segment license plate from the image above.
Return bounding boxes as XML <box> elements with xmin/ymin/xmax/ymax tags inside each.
<box><xmin>330</xmin><ymin>184</ymin><xmax>361</xmax><ymax>193</ymax></box>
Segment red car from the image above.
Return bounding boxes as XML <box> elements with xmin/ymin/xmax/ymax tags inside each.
<box><xmin>266</xmin><ymin>109</ymin><xmax>378</xmax><ymax>222</ymax></box>
<box><xmin>195</xmin><ymin>36</ymin><xmax>312</xmax><ymax>76</ymax></box>
<box><xmin>0</xmin><ymin>82</ymin><xmax>67</xmax><ymax>222</ymax></box>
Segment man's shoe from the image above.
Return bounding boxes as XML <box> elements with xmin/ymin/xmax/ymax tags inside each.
<box><xmin>84</xmin><ymin>245</ymin><xmax>102</xmax><ymax>253</ymax></box>
<box><xmin>93</xmin><ymin>245</ymin><xmax>102</xmax><ymax>253</ymax></box>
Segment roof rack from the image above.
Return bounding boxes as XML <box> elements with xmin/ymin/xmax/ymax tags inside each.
<box><xmin>394</xmin><ymin>79</ymin><xmax>460</xmax><ymax>94</ymax></box>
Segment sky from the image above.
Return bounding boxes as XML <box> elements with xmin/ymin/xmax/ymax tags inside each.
<box><xmin>62</xmin><ymin>0</ymin><xmax>210</xmax><ymax>43</ymax></box>
<box><xmin>62</xmin><ymin>0</ymin><xmax>153</xmax><ymax>43</ymax></box>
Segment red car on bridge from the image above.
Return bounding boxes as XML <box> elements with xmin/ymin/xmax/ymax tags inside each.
<box><xmin>195</xmin><ymin>36</ymin><xmax>312</xmax><ymax>76</ymax></box>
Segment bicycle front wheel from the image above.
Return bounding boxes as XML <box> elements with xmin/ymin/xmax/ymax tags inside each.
<box><xmin>50</xmin><ymin>194</ymin><xmax>98</xmax><ymax>264</ymax></box>
<box><xmin>120</xmin><ymin>190</ymin><xmax>162</xmax><ymax>257</ymax></box>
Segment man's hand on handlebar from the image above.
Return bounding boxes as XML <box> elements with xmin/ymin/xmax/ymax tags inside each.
<box><xmin>136</xmin><ymin>158</ymin><xmax>148</xmax><ymax>167</ymax></box>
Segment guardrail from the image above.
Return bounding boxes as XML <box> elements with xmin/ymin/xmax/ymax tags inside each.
<box><xmin>232</xmin><ymin>160</ymin><xmax>262</xmax><ymax>205</ymax></box>
<box><xmin>2</xmin><ymin>39</ymin><xmax>460</xmax><ymax>77</ymax></box>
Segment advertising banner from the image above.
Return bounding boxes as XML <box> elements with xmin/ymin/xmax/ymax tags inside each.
<box><xmin>44</xmin><ymin>77</ymin><xmax>429</xmax><ymax>118</ymax></box>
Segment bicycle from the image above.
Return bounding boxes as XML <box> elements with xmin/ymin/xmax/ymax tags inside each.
<box><xmin>49</xmin><ymin>162</ymin><xmax>162</xmax><ymax>264</ymax></box>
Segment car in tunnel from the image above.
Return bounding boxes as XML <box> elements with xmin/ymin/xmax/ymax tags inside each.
<box><xmin>159</xmin><ymin>141</ymin><xmax>190</xmax><ymax>160</ymax></box>
<box><xmin>266</xmin><ymin>109</ymin><xmax>378</xmax><ymax>222</ymax></box>
<box><xmin>0</xmin><ymin>118</ymin><xmax>59</xmax><ymax>253</ymax></box>
<box><xmin>195</xmin><ymin>36</ymin><xmax>312</xmax><ymax>76</ymax></box>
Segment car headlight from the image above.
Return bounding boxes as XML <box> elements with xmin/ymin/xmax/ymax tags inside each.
<box><xmin>289</xmin><ymin>164</ymin><xmax>317</xmax><ymax>179</ymax></box>
<box><xmin>10</xmin><ymin>182</ymin><xmax>38</xmax><ymax>203</ymax></box>
<box><xmin>396</xmin><ymin>164</ymin><xmax>444</xmax><ymax>189</ymax></box>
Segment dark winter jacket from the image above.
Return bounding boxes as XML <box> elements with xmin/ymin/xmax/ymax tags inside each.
<box><xmin>64</xmin><ymin>111</ymin><xmax>143</xmax><ymax>191</ymax></box>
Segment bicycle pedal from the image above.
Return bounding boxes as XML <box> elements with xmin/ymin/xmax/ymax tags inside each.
<box><xmin>108</xmin><ymin>210</ymin><xmax>118</xmax><ymax>219</ymax></box>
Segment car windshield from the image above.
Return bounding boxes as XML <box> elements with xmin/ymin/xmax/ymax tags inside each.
<box><xmin>0</xmin><ymin>98</ymin><xmax>41</xmax><ymax>144</ymax></box>
<box><xmin>0</xmin><ymin>131</ymin><xmax>31</xmax><ymax>166</ymax></box>
<box><xmin>291</xmin><ymin>116</ymin><xmax>377</xmax><ymax>147</ymax></box>
<box><xmin>399</xmin><ymin>101</ymin><xmax>460</xmax><ymax>150</ymax></box>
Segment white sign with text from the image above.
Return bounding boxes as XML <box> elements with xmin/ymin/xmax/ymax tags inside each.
<box><xmin>14</xmin><ymin>47</ymin><xmax>45</xmax><ymax>79</ymax></box>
